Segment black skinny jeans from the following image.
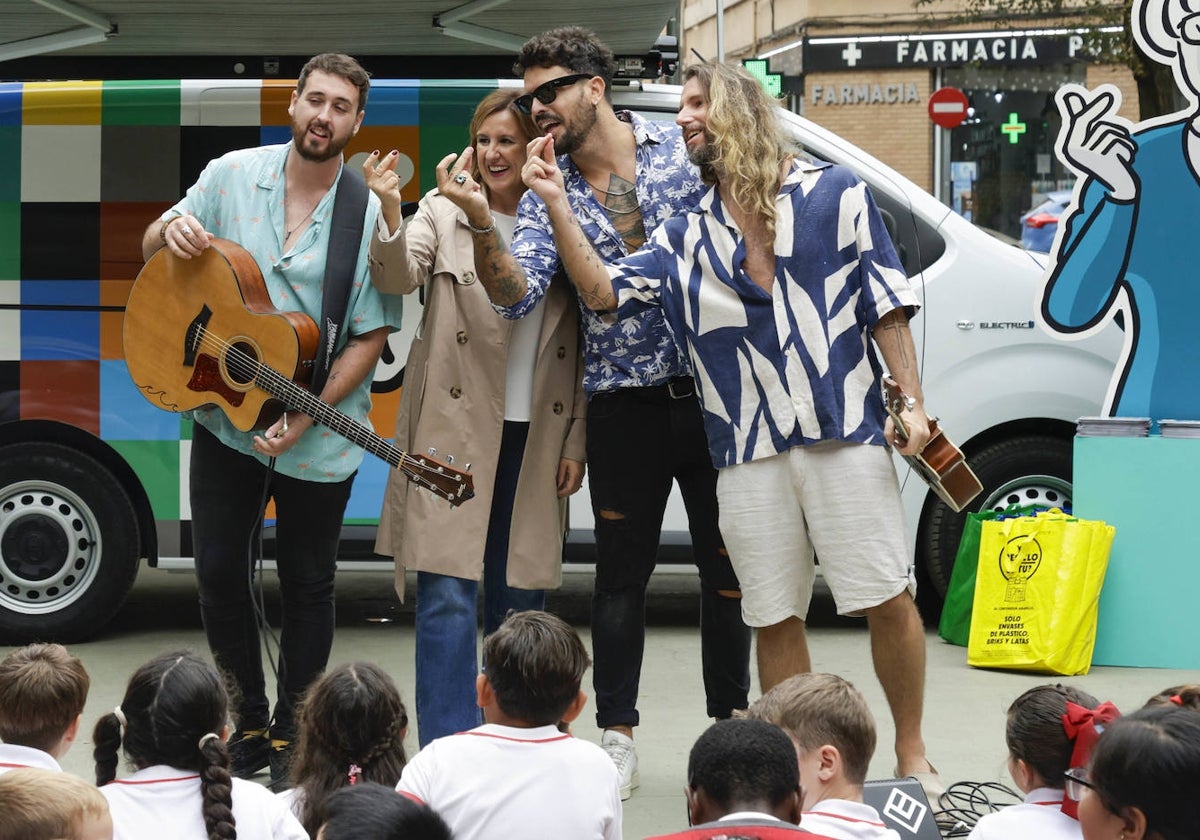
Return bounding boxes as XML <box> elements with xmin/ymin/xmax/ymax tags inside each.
<box><xmin>190</xmin><ymin>424</ymin><xmax>354</xmax><ymax>739</ymax></box>
<box><xmin>586</xmin><ymin>379</ymin><xmax>752</xmax><ymax>726</ymax></box>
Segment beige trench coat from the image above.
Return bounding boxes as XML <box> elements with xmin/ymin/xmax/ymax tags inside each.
<box><xmin>369</xmin><ymin>189</ymin><xmax>586</xmax><ymax>598</ymax></box>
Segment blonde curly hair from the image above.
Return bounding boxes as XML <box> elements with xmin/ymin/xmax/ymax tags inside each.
<box><xmin>682</xmin><ymin>62</ymin><xmax>791</xmax><ymax>235</ymax></box>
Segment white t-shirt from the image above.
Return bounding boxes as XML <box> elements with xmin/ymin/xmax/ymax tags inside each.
<box><xmin>0</xmin><ymin>743</ymin><xmax>62</xmax><ymax>775</ymax></box>
<box><xmin>397</xmin><ymin>723</ymin><xmax>621</xmax><ymax>840</ymax></box>
<box><xmin>966</xmin><ymin>787</ymin><xmax>1082</xmax><ymax>840</ymax></box>
<box><xmin>101</xmin><ymin>764</ymin><xmax>307</xmax><ymax>840</ymax></box>
<box><xmin>802</xmin><ymin>799</ymin><xmax>902</xmax><ymax>840</ymax></box>
<box><xmin>495</xmin><ymin>211</ymin><xmax>547</xmax><ymax>423</ymax></box>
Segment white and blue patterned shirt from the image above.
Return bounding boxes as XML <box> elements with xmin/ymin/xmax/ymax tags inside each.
<box><xmin>606</xmin><ymin>160</ymin><xmax>920</xmax><ymax>468</ymax></box>
<box><xmin>503</xmin><ymin>112</ymin><xmax>705</xmax><ymax>394</ymax></box>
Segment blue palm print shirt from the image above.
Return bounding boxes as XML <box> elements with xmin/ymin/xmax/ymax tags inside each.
<box><xmin>605</xmin><ymin>160</ymin><xmax>920</xmax><ymax>469</ymax></box>
<box><xmin>502</xmin><ymin>112</ymin><xmax>706</xmax><ymax>394</ymax></box>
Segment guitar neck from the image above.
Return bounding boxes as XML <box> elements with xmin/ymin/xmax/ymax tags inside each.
<box><xmin>254</xmin><ymin>365</ymin><xmax>403</xmax><ymax>468</ymax></box>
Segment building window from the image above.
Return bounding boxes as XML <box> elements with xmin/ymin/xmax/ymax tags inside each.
<box><xmin>940</xmin><ymin>64</ymin><xmax>1085</xmax><ymax>240</ymax></box>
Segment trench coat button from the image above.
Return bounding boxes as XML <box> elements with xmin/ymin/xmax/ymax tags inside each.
<box><xmin>552</xmin><ymin>401</ymin><xmax>564</xmax><ymax>414</ymax></box>
<box><xmin>450</xmin><ymin>386</ymin><xmax>462</xmax><ymax>399</ymax></box>
<box><xmin>461</xmin><ymin>270</ymin><xmax>476</xmax><ymax>284</ymax></box>
<box><xmin>556</xmin><ymin>345</ymin><xmax>567</xmax><ymax>359</ymax></box>
<box><xmin>456</xmin><ymin>330</ymin><xmax>469</xmax><ymax>344</ymax></box>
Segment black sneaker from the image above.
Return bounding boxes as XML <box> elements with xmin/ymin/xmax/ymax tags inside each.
<box><xmin>267</xmin><ymin>739</ymin><xmax>294</xmax><ymax>792</ymax></box>
<box><xmin>227</xmin><ymin>729</ymin><xmax>270</xmax><ymax>778</ymax></box>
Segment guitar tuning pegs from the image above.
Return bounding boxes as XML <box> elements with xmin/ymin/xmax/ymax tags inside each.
<box><xmin>427</xmin><ymin>447</ymin><xmax>437</xmax><ymax>457</ymax></box>
<box><xmin>445</xmin><ymin>454</ymin><xmax>455</xmax><ymax>465</ymax></box>
<box><xmin>464</xmin><ymin>463</ymin><xmax>471</xmax><ymax>472</ymax></box>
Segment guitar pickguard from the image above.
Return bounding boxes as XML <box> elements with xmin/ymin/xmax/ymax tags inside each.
<box><xmin>188</xmin><ymin>353</ymin><xmax>246</xmax><ymax>407</ymax></box>
<box><xmin>184</xmin><ymin>304</ymin><xmax>213</xmax><ymax>367</ymax></box>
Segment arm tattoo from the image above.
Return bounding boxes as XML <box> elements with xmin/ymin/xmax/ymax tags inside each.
<box><xmin>877</xmin><ymin>314</ymin><xmax>913</xmax><ymax>370</ymax></box>
<box><xmin>476</xmin><ymin>230</ymin><xmax>526</xmax><ymax>306</ymax></box>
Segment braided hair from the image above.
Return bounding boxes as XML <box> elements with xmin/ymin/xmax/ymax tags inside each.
<box><xmin>290</xmin><ymin>662</ymin><xmax>409</xmax><ymax>837</ymax></box>
<box><xmin>93</xmin><ymin>651</ymin><xmax>235</xmax><ymax>840</ymax></box>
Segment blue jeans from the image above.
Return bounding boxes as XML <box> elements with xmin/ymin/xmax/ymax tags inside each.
<box><xmin>414</xmin><ymin>421</ymin><xmax>546</xmax><ymax>746</ymax></box>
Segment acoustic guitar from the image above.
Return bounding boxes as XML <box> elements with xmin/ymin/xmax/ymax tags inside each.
<box><xmin>882</xmin><ymin>377</ymin><xmax>982</xmax><ymax>513</ymax></box>
<box><xmin>123</xmin><ymin>238</ymin><xmax>475</xmax><ymax>507</ymax></box>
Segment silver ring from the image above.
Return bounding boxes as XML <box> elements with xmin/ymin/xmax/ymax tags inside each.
<box><xmin>181</xmin><ymin>224</ymin><xmax>193</xmax><ymax>236</ymax></box>
<box><xmin>453</xmin><ymin>173</ymin><xmax>468</xmax><ymax>185</ymax></box>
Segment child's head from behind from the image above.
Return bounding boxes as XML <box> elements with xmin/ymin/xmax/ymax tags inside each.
<box><xmin>685</xmin><ymin>719</ymin><xmax>801</xmax><ymax>825</ymax></box>
<box><xmin>747</xmin><ymin>673</ymin><xmax>875</xmax><ymax>805</ymax></box>
<box><xmin>0</xmin><ymin>767</ymin><xmax>112</xmax><ymax>840</ymax></box>
<box><xmin>1006</xmin><ymin>683</ymin><xmax>1102</xmax><ymax>792</ymax></box>
<box><xmin>292</xmin><ymin>662</ymin><xmax>409</xmax><ymax>836</ymax></box>
<box><xmin>1143</xmin><ymin>684</ymin><xmax>1200</xmax><ymax>711</ymax></box>
<box><xmin>0</xmin><ymin>643</ymin><xmax>90</xmax><ymax>754</ymax></box>
<box><xmin>480</xmin><ymin>610</ymin><xmax>589</xmax><ymax>726</ymax></box>
<box><xmin>92</xmin><ymin>651</ymin><xmax>235</xmax><ymax>838</ymax></box>
<box><xmin>316</xmin><ymin>782</ymin><xmax>452</xmax><ymax>840</ymax></box>
<box><xmin>1081</xmin><ymin>706</ymin><xmax>1200</xmax><ymax>840</ymax></box>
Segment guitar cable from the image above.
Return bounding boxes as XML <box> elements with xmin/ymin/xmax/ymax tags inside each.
<box><xmin>247</xmin><ymin>459</ymin><xmax>283</xmax><ymax>723</ymax></box>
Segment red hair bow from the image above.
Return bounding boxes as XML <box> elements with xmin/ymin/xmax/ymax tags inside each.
<box><xmin>1060</xmin><ymin>700</ymin><xmax>1120</xmax><ymax>819</ymax></box>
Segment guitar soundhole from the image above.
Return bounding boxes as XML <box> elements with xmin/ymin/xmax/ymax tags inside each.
<box><xmin>225</xmin><ymin>340</ymin><xmax>259</xmax><ymax>386</ymax></box>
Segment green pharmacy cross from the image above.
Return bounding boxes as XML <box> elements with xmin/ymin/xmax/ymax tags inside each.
<box><xmin>1001</xmin><ymin>112</ymin><xmax>1027</xmax><ymax>144</ymax></box>
<box><xmin>741</xmin><ymin>59</ymin><xmax>782</xmax><ymax>98</ymax></box>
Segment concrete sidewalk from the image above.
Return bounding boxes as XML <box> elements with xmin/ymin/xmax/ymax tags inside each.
<box><xmin>14</xmin><ymin>568</ymin><xmax>1197</xmax><ymax>839</ymax></box>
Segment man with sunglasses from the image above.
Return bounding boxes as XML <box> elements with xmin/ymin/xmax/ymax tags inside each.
<box><xmin>435</xmin><ymin>26</ymin><xmax>752</xmax><ymax>800</ymax></box>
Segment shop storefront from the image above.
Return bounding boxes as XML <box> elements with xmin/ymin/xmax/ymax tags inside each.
<box><xmin>763</xmin><ymin>28</ymin><xmax>1137</xmax><ymax>241</ymax></box>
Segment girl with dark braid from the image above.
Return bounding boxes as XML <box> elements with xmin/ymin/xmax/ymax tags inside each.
<box><xmin>279</xmin><ymin>662</ymin><xmax>408</xmax><ymax>837</ymax></box>
<box><xmin>93</xmin><ymin>651</ymin><xmax>306</xmax><ymax>840</ymax></box>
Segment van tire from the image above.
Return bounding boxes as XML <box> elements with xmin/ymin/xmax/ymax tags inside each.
<box><xmin>0</xmin><ymin>443</ymin><xmax>141</xmax><ymax>643</ymax></box>
<box><xmin>920</xmin><ymin>434</ymin><xmax>1073</xmax><ymax>613</ymax></box>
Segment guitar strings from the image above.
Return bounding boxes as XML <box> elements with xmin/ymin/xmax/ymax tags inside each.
<box><xmin>190</xmin><ymin>326</ymin><xmax>463</xmax><ymax>499</ymax></box>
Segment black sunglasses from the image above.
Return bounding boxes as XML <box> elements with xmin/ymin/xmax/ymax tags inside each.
<box><xmin>514</xmin><ymin>73</ymin><xmax>592</xmax><ymax>114</ymax></box>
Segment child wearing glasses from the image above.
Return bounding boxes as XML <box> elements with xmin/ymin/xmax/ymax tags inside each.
<box><xmin>968</xmin><ymin>684</ymin><xmax>1118</xmax><ymax>840</ymax></box>
<box><xmin>1076</xmin><ymin>705</ymin><xmax>1200</xmax><ymax>840</ymax></box>
<box><xmin>395</xmin><ymin>610</ymin><xmax>621</xmax><ymax>840</ymax></box>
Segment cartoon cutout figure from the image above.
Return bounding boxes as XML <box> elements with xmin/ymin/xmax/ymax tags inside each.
<box><xmin>1041</xmin><ymin>0</ymin><xmax>1200</xmax><ymax>420</ymax></box>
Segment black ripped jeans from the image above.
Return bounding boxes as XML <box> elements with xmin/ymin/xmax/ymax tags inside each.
<box><xmin>586</xmin><ymin>380</ymin><xmax>752</xmax><ymax>727</ymax></box>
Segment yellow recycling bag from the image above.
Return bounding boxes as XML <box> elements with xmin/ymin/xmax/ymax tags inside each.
<box><xmin>967</xmin><ymin>509</ymin><xmax>1114</xmax><ymax>675</ymax></box>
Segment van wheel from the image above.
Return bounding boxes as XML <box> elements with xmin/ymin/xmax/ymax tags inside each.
<box><xmin>919</xmin><ymin>434</ymin><xmax>1073</xmax><ymax>614</ymax></box>
<box><xmin>0</xmin><ymin>443</ymin><xmax>140</xmax><ymax>643</ymax></box>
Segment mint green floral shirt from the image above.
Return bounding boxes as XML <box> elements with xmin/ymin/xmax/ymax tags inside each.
<box><xmin>168</xmin><ymin>143</ymin><xmax>401</xmax><ymax>481</ymax></box>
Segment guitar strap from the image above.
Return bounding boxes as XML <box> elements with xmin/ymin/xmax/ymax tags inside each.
<box><xmin>309</xmin><ymin>163</ymin><xmax>369</xmax><ymax>397</ymax></box>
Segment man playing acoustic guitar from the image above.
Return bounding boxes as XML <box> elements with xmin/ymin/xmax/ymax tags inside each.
<box><xmin>521</xmin><ymin>60</ymin><xmax>943</xmax><ymax>795</ymax></box>
<box><xmin>139</xmin><ymin>53</ymin><xmax>399</xmax><ymax>791</ymax></box>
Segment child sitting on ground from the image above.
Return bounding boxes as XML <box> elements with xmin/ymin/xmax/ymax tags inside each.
<box><xmin>315</xmin><ymin>782</ymin><xmax>451</xmax><ymax>840</ymax></box>
<box><xmin>396</xmin><ymin>610</ymin><xmax>621</xmax><ymax>840</ymax></box>
<box><xmin>968</xmin><ymin>684</ymin><xmax>1118</xmax><ymax>839</ymax></box>
<box><xmin>748</xmin><ymin>673</ymin><xmax>899</xmax><ymax>840</ymax></box>
<box><xmin>94</xmin><ymin>650</ymin><xmax>306</xmax><ymax>840</ymax></box>
<box><xmin>281</xmin><ymin>661</ymin><xmax>409</xmax><ymax>836</ymax></box>
<box><xmin>0</xmin><ymin>767</ymin><xmax>112</xmax><ymax>840</ymax></box>
<box><xmin>0</xmin><ymin>642</ymin><xmax>90</xmax><ymax>774</ymax></box>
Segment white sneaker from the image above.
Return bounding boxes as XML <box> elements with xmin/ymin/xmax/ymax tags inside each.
<box><xmin>600</xmin><ymin>729</ymin><xmax>640</xmax><ymax>800</ymax></box>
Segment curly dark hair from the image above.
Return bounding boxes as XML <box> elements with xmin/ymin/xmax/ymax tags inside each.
<box><xmin>513</xmin><ymin>27</ymin><xmax>616</xmax><ymax>97</ymax></box>
<box><xmin>290</xmin><ymin>662</ymin><xmax>409</xmax><ymax>837</ymax></box>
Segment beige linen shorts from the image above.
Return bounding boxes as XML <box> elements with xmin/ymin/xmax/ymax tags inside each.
<box><xmin>716</xmin><ymin>440</ymin><xmax>916</xmax><ymax>626</ymax></box>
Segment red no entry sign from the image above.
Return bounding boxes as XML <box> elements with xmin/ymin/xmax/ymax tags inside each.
<box><xmin>928</xmin><ymin>86</ymin><xmax>969</xmax><ymax>129</ymax></box>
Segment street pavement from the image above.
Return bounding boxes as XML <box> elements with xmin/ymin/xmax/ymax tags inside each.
<box><xmin>5</xmin><ymin>566</ymin><xmax>1196</xmax><ymax>839</ymax></box>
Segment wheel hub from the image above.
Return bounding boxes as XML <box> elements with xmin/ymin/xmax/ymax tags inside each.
<box><xmin>0</xmin><ymin>483</ymin><xmax>101</xmax><ymax>612</ymax></box>
<box><xmin>1</xmin><ymin>512</ymin><xmax>70</xmax><ymax>582</ymax></box>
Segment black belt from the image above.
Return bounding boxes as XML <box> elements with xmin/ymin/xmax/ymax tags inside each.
<box><xmin>592</xmin><ymin>376</ymin><xmax>695</xmax><ymax>400</ymax></box>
